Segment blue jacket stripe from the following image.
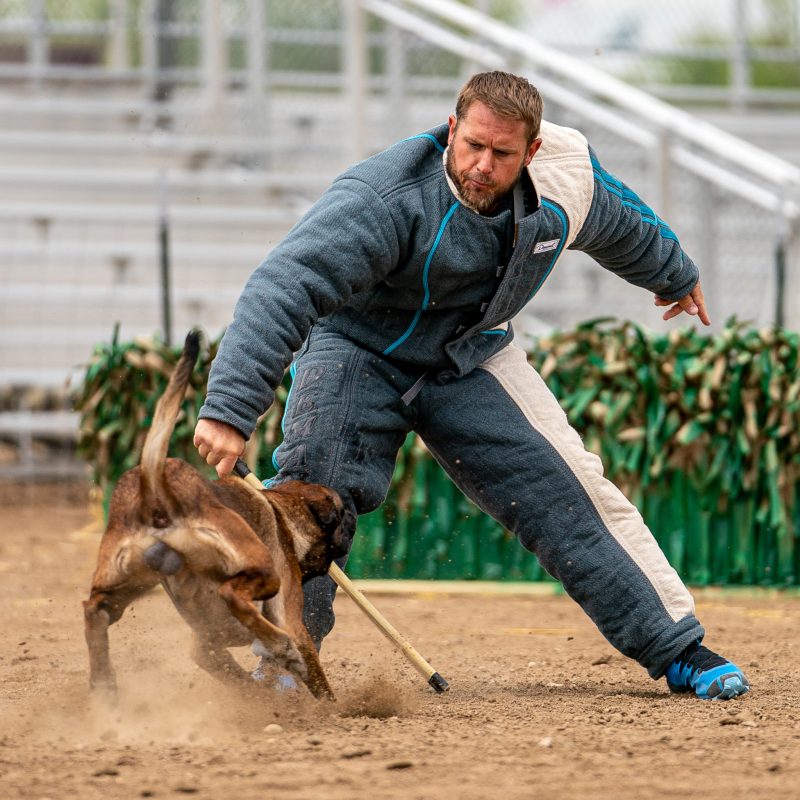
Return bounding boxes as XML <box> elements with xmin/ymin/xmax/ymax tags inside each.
<box><xmin>527</xmin><ymin>199</ymin><xmax>567</xmax><ymax>301</ymax></box>
<box><xmin>594</xmin><ymin>172</ymin><xmax>679</xmax><ymax>241</ymax></box>
<box><xmin>383</xmin><ymin>202</ymin><xmax>460</xmax><ymax>355</ymax></box>
<box><xmin>590</xmin><ymin>154</ymin><xmax>678</xmax><ymax>242</ymax></box>
<box><xmin>401</xmin><ymin>133</ymin><xmax>446</xmax><ymax>153</ymax></box>
<box><xmin>272</xmin><ymin>360</ymin><xmax>298</xmax><ymax>471</ymax></box>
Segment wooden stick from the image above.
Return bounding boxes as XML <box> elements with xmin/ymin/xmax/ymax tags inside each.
<box><xmin>233</xmin><ymin>460</ymin><xmax>449</xmax><ymax>693</ymax></box>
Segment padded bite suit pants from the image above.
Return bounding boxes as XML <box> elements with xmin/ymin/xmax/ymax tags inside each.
<box><xmin>270</xmin><ymin>327</ymin><xmax>704</xmax><ymax>678</ymax></box>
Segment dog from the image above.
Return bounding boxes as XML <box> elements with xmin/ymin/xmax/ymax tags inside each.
<box><xmin>83</xmin><ymin>330</ymin><xmax>355</xmax><ymax>700</ymax></box>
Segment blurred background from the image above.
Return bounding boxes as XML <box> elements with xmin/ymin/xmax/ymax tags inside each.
<box><xmin>1</xmin><ymin>1</ymin><xmax>799</xmax><ymax>586</ymax></box>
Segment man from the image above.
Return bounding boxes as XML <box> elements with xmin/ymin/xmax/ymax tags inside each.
<box><xmin>194</xmin><ymin>71</ymin><xmax>749</xmax><ymax>700</ymax></box>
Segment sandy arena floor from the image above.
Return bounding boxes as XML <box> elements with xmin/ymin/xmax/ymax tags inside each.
<box><xmin>1</xmin><ymin>486</ymin><xmax>799</xmax><ymax>800</ymax></box>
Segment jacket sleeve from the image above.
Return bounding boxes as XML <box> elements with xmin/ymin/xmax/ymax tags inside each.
<box><xmin>569</xmin><ymin>146</ymin><xmax>699</xmax><ymax>300</ymax></box>
<box><xmin>199</xmin><ymin>176</ymin><xmax>400</xmax><ymax>439</ymax></box>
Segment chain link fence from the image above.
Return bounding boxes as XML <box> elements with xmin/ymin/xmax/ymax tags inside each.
<box><xmin>0</xmin><ymin>0</ymin><xmax>797</xmax><ymax>393</ymax></box>
<box><xmin>2</xmin><ymin>1</ymin><xmax>798</xmax><ymax>99</ymax></box>
<box><xmin>525</xmin><ymin>0</ymin><xmax>800</xmax><ymax>106</ymax></box>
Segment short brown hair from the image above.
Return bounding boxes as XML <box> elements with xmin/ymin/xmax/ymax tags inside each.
<box><xmin>455</xmin><ymin>71</ymin><xmax>543</xmax><ymax>144</ymax></box>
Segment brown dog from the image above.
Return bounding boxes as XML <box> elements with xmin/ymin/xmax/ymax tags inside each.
<box><xmin>83</xmin><ymin>331</ymin><xmax>355</xmax><ymax>700</ymax></box>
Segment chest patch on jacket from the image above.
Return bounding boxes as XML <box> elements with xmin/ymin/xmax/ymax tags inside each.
<box><xmin>533</xmin><ymin>239</ymin><xmax>561</xmax><ymax>254</ymax></box>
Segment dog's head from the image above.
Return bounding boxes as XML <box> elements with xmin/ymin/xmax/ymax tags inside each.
<box><xmin>268</xmin><ymin>480</ymin><xmax>356</xmax><ymax>581</ymax></box>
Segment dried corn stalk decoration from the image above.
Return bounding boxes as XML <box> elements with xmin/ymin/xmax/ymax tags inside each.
<box><xmin>74</xmin><ymin>319</ymin><xmax>800</xmax><ymax>586</ymax></box>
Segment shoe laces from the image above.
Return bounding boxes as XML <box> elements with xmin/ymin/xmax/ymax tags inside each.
<box><xmin>673</xmin><ymin>642</ymin><xmax>728</xmax><ymax>677</ymax></box>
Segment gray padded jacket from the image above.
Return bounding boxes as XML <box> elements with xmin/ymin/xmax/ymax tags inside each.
<box><xmin>199</xmin><ymin>120</ymin><xmax>699</xmax><ymax>438</ymax></box>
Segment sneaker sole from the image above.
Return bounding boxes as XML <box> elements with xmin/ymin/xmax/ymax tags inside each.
<box><xmin>710</xmin><ymin>675</ymin><xmax>750</xmax><ymax>701</ymax></box>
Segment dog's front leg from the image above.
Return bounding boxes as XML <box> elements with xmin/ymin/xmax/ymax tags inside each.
<box><xmin>217</xmin><ymin>572</ymin><xmax>309</xmax><ymax>688</ymax></box>
<box><xmin>293</xmin><ymin>628</ymin><xmax>335</xmax><ymax>700</ymax></box>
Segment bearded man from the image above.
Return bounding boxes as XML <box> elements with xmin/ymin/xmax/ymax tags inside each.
<box><xmin>194</xmin><ymin>71</ymin><xmax>749</xmax><ymax>701</ymax></box>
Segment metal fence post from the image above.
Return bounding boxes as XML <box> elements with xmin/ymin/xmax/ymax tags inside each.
<box><xmin>203</xmin><ymin>0</ymin><xmax>227</xmax><ymax>123</ymax></box>
<box><xmin>158</xmin><ymin>170</ymin><xmax>173</xmax><ymax>348</ymax></box>
<box><xmin>28</xmin><ymin>0</ymin><xmax>47</xmax><ymax>89</ymax></box>
<box><xmin>109</xmin><ymin>0</ymin><xmax>130</xmax><ymax>73</ymax></box>
<box><xmin>779</xmin><ymin>211</ymin><xmax>800</xmax><ymax>330</ymax></box>
<box><xmin>791</xmin><ymin>218</ymin><xmax>800</xmax><ymax>331</ymax></box>
<box><xmin>774</xmin><ymin>237</ymin><xmax>786</xmax><ymax>329</ymax></box>
<box><xmin>344</xmin><ymin>0</ymin><xmax>368</xmax><ymax>165</ymax></box>
<box><xmin>731</xmin><ymin>0</ymin><xmax>750</xmax><ymax>112</ymax></box>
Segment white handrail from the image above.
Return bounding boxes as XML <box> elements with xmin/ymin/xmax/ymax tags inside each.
<box><xmin>672</xmin><ymin>147</ymin><xmax>800</xmax><ymax>219</ymax></box>
<box><xmin>397</xmin><ymin>0</ymin><xmax>800</xmax><ymax>192</ymax></box>
<box><xmin>365</xmin><ymin>0</ymin><xmax>657</xmax><ymax>150</ymax></box>
<box><xmin>362</xmin><ymin>0</ymin><xmax>506</xmax><ymax>69</ymax></box>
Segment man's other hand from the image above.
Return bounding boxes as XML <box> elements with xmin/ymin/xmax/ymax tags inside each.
<box><xmin>654</xmin><ymin>280</ymin><xmax>711</xmax><ymax>326</ymax></box>
<box><xmin>193</xmin><ymin>418</ymin><xmax>246</xmax><ymax>478</ymax></box>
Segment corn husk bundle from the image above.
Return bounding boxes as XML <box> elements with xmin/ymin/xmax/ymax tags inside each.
<box><xmin>521</xmin><ymin>317</ymin><xmax>800</xmax><ymax>586</ymax></box>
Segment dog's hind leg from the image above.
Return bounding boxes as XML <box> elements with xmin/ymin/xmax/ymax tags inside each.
<box><xmin>217</xmin><ymin>572</ymin><xmax>310</xmax><ymax>689</ymax></box>
<box><xmin>83</xmin><ymin>581</ymin><xmax>157</xmax><ymax>696</ymax></box>
<box><xmin>190</xmin><ymin>632</ymin><xmax>250</xmax><ymax>684</ymax></box>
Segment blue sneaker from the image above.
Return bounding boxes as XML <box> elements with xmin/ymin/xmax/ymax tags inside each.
<box><xmin>665</xmin><ymin>642</ymin><xmax>750</xmax><ymax>700</ymax></box>
<box><xmin>251</xmin><ymin>658</ymin><xmax>299</xmax><ymax>692</ymax></box>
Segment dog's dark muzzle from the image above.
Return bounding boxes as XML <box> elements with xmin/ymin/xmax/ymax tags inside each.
<box><xmin>342</xmin><ymin>508</ymin><xmax>356</xmax><ymax>539</ymax></box>
<box><xmin>331</xmin><ymin>509</ymin><xmax>356</xmax><ymax>559</ymax></box>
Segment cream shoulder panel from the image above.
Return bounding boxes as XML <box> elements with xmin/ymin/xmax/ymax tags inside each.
<box><xmin>528</xmin><ymin>120</ymin><xmax>595</xmax><ymax>247</ymax></box>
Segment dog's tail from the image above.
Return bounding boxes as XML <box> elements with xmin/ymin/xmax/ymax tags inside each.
<box><xmin>139</xmin><ymin>329</ymin><xmax>201</xmax><ymax>520</ymax></box>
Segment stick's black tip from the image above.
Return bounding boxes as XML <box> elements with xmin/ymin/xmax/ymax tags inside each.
<box><xmin>428</xmin><ymin>672</ymin><xmax>449</xmax><ymax>694</ymax></box>
<box><xmin>233</xmin><ymin>458</ymin><xmax>251</xmax><ymax>478</ymax></box>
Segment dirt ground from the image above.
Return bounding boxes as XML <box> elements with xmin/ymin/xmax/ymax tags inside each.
<box><xmin>1</xmin><ymin>486</ymin><xmax>799</xmax><ymax>800</ymax></box>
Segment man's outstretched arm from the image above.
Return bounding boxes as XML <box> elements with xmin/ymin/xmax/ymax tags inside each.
<box><xmin>570</xmin><ymin>146</ymin><xmax>708</xmax><ymax>324</ymax></box>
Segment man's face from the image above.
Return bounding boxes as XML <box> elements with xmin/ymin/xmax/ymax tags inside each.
<box><xmin>446</xmin><ymin>101</ymin><xmax>541</xmax><ymax>214</ymax></box>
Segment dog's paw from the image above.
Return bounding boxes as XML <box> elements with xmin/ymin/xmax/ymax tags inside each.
<box><xmin>88</xmin><ymin>676</ymin><xmax>119</xmax><ymax>705</ymax></box>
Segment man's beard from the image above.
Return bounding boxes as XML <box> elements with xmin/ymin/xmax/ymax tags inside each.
<box><xmin>445</xmin><ymin>146</ymin><xmax>524</xmax><ymax>214</ymax></box>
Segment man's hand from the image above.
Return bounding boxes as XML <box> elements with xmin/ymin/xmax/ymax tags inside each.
<box><xmin>654</xmin><ymin>280</ymin><xmax>710</xmax><ymax>326</ymax></box>
<box><xmin>193</xmin><ymin>418</ymin><xmax>246</xmax><ymax>478</ymax></box>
